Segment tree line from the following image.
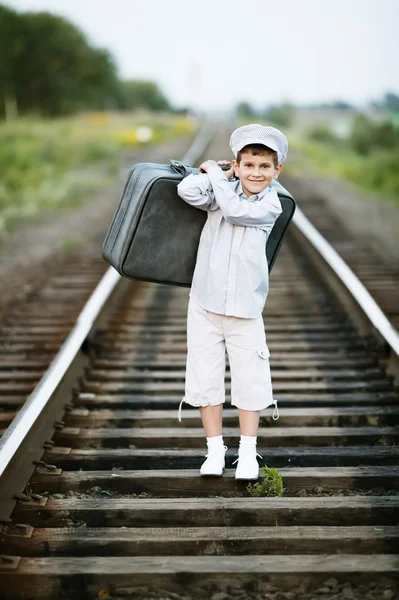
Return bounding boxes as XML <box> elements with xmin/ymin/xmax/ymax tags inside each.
<box><xmin>235</xmin><ymin>93</ymin><xmax>399</xmax><ymax>129</ymax></box>
<box><xmin>0</xmin><ymin>4</ymin><xmax>174</xmax><ymax>119</ymax></box>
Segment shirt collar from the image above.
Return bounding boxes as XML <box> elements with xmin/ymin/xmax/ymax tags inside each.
<box><xmin>234</xmin><ymin>179</ymin><xmax>271</xmax><ymax>202</ymax></box>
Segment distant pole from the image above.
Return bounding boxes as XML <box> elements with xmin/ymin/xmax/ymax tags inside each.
<box><xmin>185</xmin><ymin>61</ymin><xmax>202</xmax><ymax>118</ymax></box>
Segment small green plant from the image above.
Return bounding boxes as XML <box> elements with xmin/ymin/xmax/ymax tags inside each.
<box><xmin>60</xmin><ymin>235</ymin><xmax>75</xmax><ymax>250</ymax></box>
<box><xmin>246</xmin><ymin>465</ymin><xmax>284</xmax><ymax>497</ymax></box>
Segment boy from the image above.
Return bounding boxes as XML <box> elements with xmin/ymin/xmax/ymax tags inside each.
<box><xmin>176</xmin><ymin>124</ymin><xmax>288</xmax><ymax>480</ymax></box>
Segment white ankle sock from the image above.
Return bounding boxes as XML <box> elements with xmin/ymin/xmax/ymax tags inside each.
<box><xmin>206</xmin><ymin>435</ymin><xmax>224</xmax><ymax>449</ymax></box>
<box><xmin>240</xmin><ymin>435</ymin><xmax>257</xmax><ymax>446</ymax></box>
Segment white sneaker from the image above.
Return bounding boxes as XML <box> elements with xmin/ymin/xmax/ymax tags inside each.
<box><xmin>233</xmin><ymin>445</ymin><xmax>262</xmax><ymax>480</ymax></box>
<box><xmin>200</xmin><ymin>445</ymin><xmax>227</xmax><ymax>476</ymax></box>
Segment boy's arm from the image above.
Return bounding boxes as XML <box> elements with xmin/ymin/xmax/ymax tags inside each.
<box><xmin>177</xmin><ymin>173</ymin><xmax>218</xmax><ymax>212</ymax></box>
<box><xmin>206</xmin><ymin>165</ymin><xmax>282</xmax><ymax>230</ymax></box>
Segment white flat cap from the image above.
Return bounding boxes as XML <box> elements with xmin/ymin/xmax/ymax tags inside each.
<box><xmin>230</xmin><ymin>124</ymin><xmax>288</xmax><ymax>163</ymax></box>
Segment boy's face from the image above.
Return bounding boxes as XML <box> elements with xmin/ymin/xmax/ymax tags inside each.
<box><xmin>232</xmin><ymin>151</ymin><xmax>282</xmax><ymax>198</ymax></box>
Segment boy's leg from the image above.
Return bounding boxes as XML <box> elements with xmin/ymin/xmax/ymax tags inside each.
<box><xmin>183</xmin><ymin>298</ymin><xmax>226</xmax><ymax>414</ymax></box>
<box><xmin>183</xmin><ymin>298</ymin><xmax>227</xmax><ymax>475</ymax></box>
<box><xmin>200</xmin><ymin>404</ymin><xmax>223</xmax><ymax>437</ymax></box>
<box><xmin>225</xmin><ymin>313</ymin><xmax>274</xmax><ymax>415</ymax></box>
<box><xmin>238</xmin><ymin>408</ymin><xmax>260</xmax><ymax>436</ymax></box>
<box><xmin>225</xmin><ymin>313</ymin><xmax>275</xmax><ymax>479</ymax></box>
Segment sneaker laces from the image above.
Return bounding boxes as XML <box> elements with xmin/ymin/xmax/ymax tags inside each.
<box><xmin>272</xmin><ymin>398</ymin><xmax>279</xmax><ymax>420</ymax></box>
<box><xmin>232</xmin><ymin>448</ymin><xmax>263</xmax><ymax>465</ymax></box>
<box><xmin>204</xmin><ymin>444</ymin><xmax>228</xmax><ymax>459</ymax></box>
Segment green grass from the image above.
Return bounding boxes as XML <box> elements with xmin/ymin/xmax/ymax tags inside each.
<box><xmin>286</xmin><ymin>134</ymin><xmax>399</xmax><ymax>206</ymax></box>
<box><xmin>236</xmin><ymin>116</ymin><xmax>399</xmax><ymax>206</ymax></box>
<box><xmin>246</xmin><ymin>465</ymin><xmax>284</xmax><ymax>497</ymax></box>
<box><xmin>0</xmin><ymin>112</ymin><xmax>196</xmax><ymax>232</ymax></box>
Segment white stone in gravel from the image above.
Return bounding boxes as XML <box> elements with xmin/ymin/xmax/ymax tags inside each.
<box><xmin>210</xmin><ymin>593</ymin><xmax>229</xmax><ymax>600</ymax></box>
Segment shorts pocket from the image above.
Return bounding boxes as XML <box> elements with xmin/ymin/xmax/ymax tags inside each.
<box><xmin>257</xmin><ymin>345</ymin><xmax>270</xmax><ymax>360</ymax></box>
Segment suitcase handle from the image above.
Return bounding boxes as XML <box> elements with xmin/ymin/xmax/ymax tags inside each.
<box><xmin>169</xmin><ymin>159</ymin><xmax>231</xmax><ymax>178</ymax></box>
<box><xmin>169</xmin><ymin>159</ymin><xmax>194</xmax><ymax>177</ymax></box>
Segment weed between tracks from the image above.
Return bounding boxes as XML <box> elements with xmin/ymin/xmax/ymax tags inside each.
<box><xmin>246</xmin><ymin>466</ymin><xmax>284</xmax><ymax>497</ymax></box>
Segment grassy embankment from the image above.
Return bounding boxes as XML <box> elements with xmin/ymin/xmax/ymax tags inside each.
<box><xmin>284</xmin><ymin>131</ymin><xmax>399</xmax><ymax>207</ymax></box>
<box><xmin>238</xmin><ymin>112</ymin><xmax>399</xmax><ymax>206</ymax></box>
<box><xmin>0</xmin><ymin>112</ymin><xmax>195</xmax><ymax>233</ymax></box>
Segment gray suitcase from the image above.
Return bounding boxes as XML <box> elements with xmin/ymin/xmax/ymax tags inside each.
<box><xmin>102</xmin><ymin>160</ymin><xmax>296</xmax><ymax>286</ymax></box>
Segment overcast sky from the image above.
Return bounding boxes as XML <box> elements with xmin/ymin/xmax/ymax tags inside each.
<box><xmin>4</xmin><ymin>0</ymin><xmax>399</xmax><ymax>110</ymax></box>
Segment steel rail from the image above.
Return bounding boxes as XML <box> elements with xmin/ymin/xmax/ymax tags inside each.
<box><xmin>0</xmin><ymin>268</ymin><xmax>119</xmax><ymax>478</ymax></box>
<box><xmin>0</xmin><ymin>124</ymin><xmax>214</xmax><ymax>481</ymax></box>
<box><xmin>292</xmin><ymin>207</ymin><xmax>399</xmax><ymax>368</ymax></box>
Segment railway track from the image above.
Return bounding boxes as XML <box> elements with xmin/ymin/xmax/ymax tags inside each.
<box><xmin>0</xmin><ymin>133</ymin><xmax>195</xmax><ymax>441</ymax></box>
<box><xmin>283</xmin><ymin>176</ymin><xmax>399</xmax><ymax>331</ymax></box>
<box><xmin>0</xmin><ymin>250</ymin><xmax>109</xmax><ymax>423</ymax></box>
<box><xmin>0</xmin><ymin>126</ymin><xmax>398</xmax><ymax>599</ymax></box>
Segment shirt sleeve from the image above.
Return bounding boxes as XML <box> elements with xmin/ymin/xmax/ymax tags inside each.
<box><xmin>176</xmin><ymin>173</ymin><xmax>218</xmax><ymax>212</ymax></box>
<box><xmin>207</xmin><ymin>165</ymin><xmax>283</xmax><ymax>230</ymax></box>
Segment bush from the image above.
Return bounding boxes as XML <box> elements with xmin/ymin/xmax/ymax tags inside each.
<box><xmin>307</xmin><ymin>125</ymin><xmax>340</xmax><ymax>145</ymax></box>
<box><xmin>350</xmin><ymin>113</ymin><xmax>399</xmax><ymax>155</ymax></box>
<box><xmin>292</xmin><ymin>113</ymin><xmax>399</xmax><ymax>204</ymax></box>
<box><xmin>246</xmin><ymin>465</ymin><xmax>284</xmax><ymax>497</ymax></box>
<box><xmin>343</xmin><ymin>149</ymin><xmax>399</xmax><ymax>197</ymax></box>
<box><xmin>235</xmin><ymin>101</ymin><xmax>257</xmax><ymax>119</ymax></box>
<box><xmin>264</xmin><ymin>103</ymin><xmax>295</xmax><ymax>128</ymax></box>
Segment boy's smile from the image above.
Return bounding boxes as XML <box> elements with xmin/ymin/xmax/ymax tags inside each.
<box><xmin>233</xmin><ymin>152</ymin><xmax>282</xmax><ymax>198</ymax></box>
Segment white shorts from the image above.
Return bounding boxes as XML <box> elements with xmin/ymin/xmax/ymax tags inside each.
<box><xmin>180</xmin><ymin>298</ymin><xmax>277</xmax><ymax>416</ymax></box>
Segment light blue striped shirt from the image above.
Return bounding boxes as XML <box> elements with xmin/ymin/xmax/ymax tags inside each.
<box><xmin>177</xmin><ymin>165</ymin><xmax>282</xmax><ymax>318</ymax></box>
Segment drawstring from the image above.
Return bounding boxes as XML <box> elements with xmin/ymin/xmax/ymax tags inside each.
<box><xmin>177</xmin><ymin>398</ymin><xmax>184</xmax><ymax>422</ymax></box>
<box><xmin>272</xmin><ymin>398</ymin><xmax>279</xmax><ymax>421</ymax></box>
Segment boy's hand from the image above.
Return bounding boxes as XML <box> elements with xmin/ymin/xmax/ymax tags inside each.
<box><xmin>199</xmin><ymin>160</ymin><xmax>218</xmax><ymax>173</ymax></box>
<box><xmin>200</xmin><ymin>159</ymin><xmax>234</xmax><ymax>180</ymax></box>
<box><xmin>217</xmin><ymin>160</ymin><xmax>234</xmax><ymax>180</ymax></box>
